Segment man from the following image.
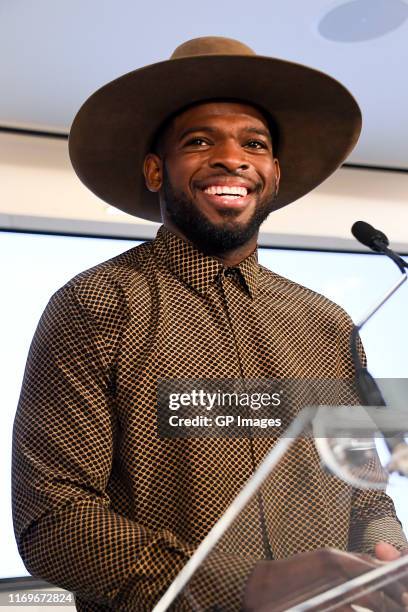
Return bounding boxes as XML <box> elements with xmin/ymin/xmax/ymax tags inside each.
<box><xmin>12</xmin><ymin>37</ymin><xmax>407</xmax><ymax>611</ymax></box>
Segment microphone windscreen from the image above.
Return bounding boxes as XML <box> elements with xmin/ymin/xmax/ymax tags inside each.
<box><xmin>351</xmin><ymin>221</ymin><xmax>389</xmax><ymax>251</ymax></box>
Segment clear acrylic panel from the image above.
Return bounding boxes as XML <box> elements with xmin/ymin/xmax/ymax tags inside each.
<box><xmin>153</xmin><ymin>389</ymin><xmax>408</xmax><ymax>612</ymax></box>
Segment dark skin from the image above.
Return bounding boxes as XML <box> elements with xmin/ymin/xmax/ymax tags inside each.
<box><xmin>144</xmin><ymin>100</ymin><xmax>408</xmax><ymax>608</ymax></box>
<box><xmin>144</xmin><ymin>101</ymin><xmax>280</xmax><ymax>266</ymax></box>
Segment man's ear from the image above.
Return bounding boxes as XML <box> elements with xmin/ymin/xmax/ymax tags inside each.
<box><xmin>143</xmin><ymin>153</ymin><xmax>163</xmax><ymax>192</ymax></box>
<box><xmin>274</xmin><ymin>158</ymin><xmax>281</xmax><ymax>196</ymax></box>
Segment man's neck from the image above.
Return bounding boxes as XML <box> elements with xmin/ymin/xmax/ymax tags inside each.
<box><xmin>213</xmin><ymin>240</ymin><xmax>258</xmax><ymax>266</ymax></box>
<box><xmin>163</xmin><ymin>221</ymin><xmax>258</xmax><ymax>266</ymax></box>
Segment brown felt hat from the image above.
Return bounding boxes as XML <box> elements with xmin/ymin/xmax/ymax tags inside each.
<box><xmin>69</xmin><ymin>36</ymin><xmax>362</xmax><ymax>222</ymax></box>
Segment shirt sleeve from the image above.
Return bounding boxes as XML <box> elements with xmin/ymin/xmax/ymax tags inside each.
<box><xmin>335</xmin><ymin>311</ymin><xmax>408</xmax><ymax>554</ymax></box>
<box><xmin>12</xmin><ymin>278</ymin><xmax>196</xmax><ymax>610</ymax></box>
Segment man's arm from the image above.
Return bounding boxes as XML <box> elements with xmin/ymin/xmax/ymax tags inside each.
<box><xmin>335</xmin><ymin>310</ymin><xmax>408</xmax><ymax>554</ymax></box>
<box><xmin>12</xmin><ymin>279</ymin><xmax>193</xmax><ymax>610</ymax></box>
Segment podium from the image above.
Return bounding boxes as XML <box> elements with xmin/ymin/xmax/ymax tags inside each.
<box><xmin>154</xmin><ymin>399</ymin><xmax>408</xmax><ymax>611</ymax></box>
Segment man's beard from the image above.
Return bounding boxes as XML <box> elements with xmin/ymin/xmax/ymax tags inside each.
<box><xmin>162</xmin><ymin>169</ymin><xmax>278</xmax><ymax>256</ymax></box>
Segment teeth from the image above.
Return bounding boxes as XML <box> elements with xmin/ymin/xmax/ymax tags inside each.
<box><xmin>203</xmin><ymin>185</ymin><xmax>248</xmax><ymax>196</ymax></box>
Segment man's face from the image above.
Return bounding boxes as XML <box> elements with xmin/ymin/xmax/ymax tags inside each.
<box><xmin>144</xmin><ymin>101</ymin><xmax>280</xmax><ymax>254</ymax></box>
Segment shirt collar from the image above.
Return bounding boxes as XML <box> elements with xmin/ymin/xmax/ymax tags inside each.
<box><xmin>153</xmin><ymin>225</ymin><xmax>259</xmax><ymax>298</ymax></box>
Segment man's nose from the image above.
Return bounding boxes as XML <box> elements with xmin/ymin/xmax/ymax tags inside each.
<box><xmin>208</xmin><ymin>140</ymin><xmax>249</xmax><ymax>172</ymax></box>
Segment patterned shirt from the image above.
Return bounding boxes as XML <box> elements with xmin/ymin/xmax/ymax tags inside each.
<box><xmin>12</xmin><ymin>225</ymin><xmax>406</xmax><ymax>611</ymax></box>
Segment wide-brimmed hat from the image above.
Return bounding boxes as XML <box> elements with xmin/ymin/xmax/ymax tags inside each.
<box><xmin>69</xmin><ymin>36</ymin><xmax>362</xmax><ymax>222</ymax></box>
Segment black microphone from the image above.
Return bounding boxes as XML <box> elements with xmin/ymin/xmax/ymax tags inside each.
<box><xmin>352</xmin><ymin>220</ymin><xmax>407</xmax><ymax>272</ymax></box>
<box><xmin>351</xmin><ymin>220</ymin><xmax>389</xmax><ymax>252</ymax></box>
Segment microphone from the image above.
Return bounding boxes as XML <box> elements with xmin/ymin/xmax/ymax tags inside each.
<box><xmin>352</xmin><ymin>220</ymin><xmax>407</xmax><ymax>272</ymax></box>
<box><xmin>350</xmin><ymin>221</ymin><xmax>408</xmax><ymax>475</ymax></box>
<box><xmin>351</xmin><ymin>220</ymin><xmax>389</xmax><ymax>252</ymax></box>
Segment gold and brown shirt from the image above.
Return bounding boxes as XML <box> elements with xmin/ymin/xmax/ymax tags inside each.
<box><xmin>12</xmin><ymin>225</ymin><xmax>406</xmax><ymax>611</ymax></box>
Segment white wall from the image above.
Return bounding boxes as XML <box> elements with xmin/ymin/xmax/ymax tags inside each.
<box><xmin>1</xmin><ymin>131</ymin><xmax>407</xmax><ymax>251</ymax></box>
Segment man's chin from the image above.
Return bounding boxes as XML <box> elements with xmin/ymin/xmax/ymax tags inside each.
<box><xmin>206</xmin><ymin>217</ymin><xmax>250</xmax><ymax>234</ymax></box>
<box><xmin>186</xmin><ymin>220</ymin><xmax>259</xmax><ymax>255</ymax></box>
<box><xmin>162</xmin><ymin>180</ymin><xmax>276</xmax><ymax>255</ymax></box>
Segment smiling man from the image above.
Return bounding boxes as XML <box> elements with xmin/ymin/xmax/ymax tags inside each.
<box><xmin>12</xmin><ymin>37</ymin><xmax>407</xmax><ymax>611</ymax></box>
<box><xmin>144</xmin><ymin>100</ymin><xmax>281</xmax><ymax>264</ymax></box>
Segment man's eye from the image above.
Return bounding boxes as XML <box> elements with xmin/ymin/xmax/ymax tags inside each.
<box><xmin>246</xmin><ymin>140</ymin><xmax>267</xmax><ymax>149</ymax></box>
<box><xmin>185</xmin><ymin>137</ymin><xmax>209</xmax><ymax>146</ymax></box>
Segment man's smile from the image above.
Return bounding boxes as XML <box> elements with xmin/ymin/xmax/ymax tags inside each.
<box><xmin>194</xmin><ymin>177</ymin><xmax>258</xmax><ymax>212</ymax></box>
<box><xmin>203</xmin><ymin>185</ymin><xmax>248</xmax><ymax>197</ymax></box>
<box><xmin>196</xmin><ymin>186</ymin><xmax>254</xmax><ymax>211</ymax></box>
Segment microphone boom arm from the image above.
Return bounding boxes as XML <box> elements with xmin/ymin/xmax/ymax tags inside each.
<box><xmin>354</xmin><ymin>272</ymin><xmax>407</xmax><ymax>331</ymax></box>
<box><xmin>350</xmin><ymin>224</ymin><xmax>408</xmax><ymax>475</ymax></box>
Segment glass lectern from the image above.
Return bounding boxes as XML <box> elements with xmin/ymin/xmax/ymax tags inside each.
<box><xmin>154</xmin><ymin>383</ymin><xmax>408</xmax><ymax>612</ymax></box>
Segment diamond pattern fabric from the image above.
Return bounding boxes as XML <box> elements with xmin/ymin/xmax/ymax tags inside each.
<box><xmin>12</xmin><ymin>225</ymin><xmax>406</xmax><ymax>611</ymax></box>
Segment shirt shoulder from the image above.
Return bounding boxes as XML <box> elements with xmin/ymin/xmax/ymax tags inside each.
<box><xmin>65</xmin><ymin>238</ymin><xmax>153</xmax><ymax>290</ymax></box>
<box><xmin>258</xmin><ymin>264</ymin><xmax>353</xmax><ymax>331</ymax></box>
<box><xmin>47</xmin><ymin>240</ymin><xmax>155</xmax><ymax>332</ymax></box>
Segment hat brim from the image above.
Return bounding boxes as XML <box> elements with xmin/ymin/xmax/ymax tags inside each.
<box><xmin>68</xmin><ymin>55</ymin><xmax>362</xmax><ymax>222</ymax></box>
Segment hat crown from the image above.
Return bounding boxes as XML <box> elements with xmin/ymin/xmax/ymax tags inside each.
<box><xmin>170</xmin><ymin>36</ymin><xmax>256</xmax><ymax>59</ymax></box>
